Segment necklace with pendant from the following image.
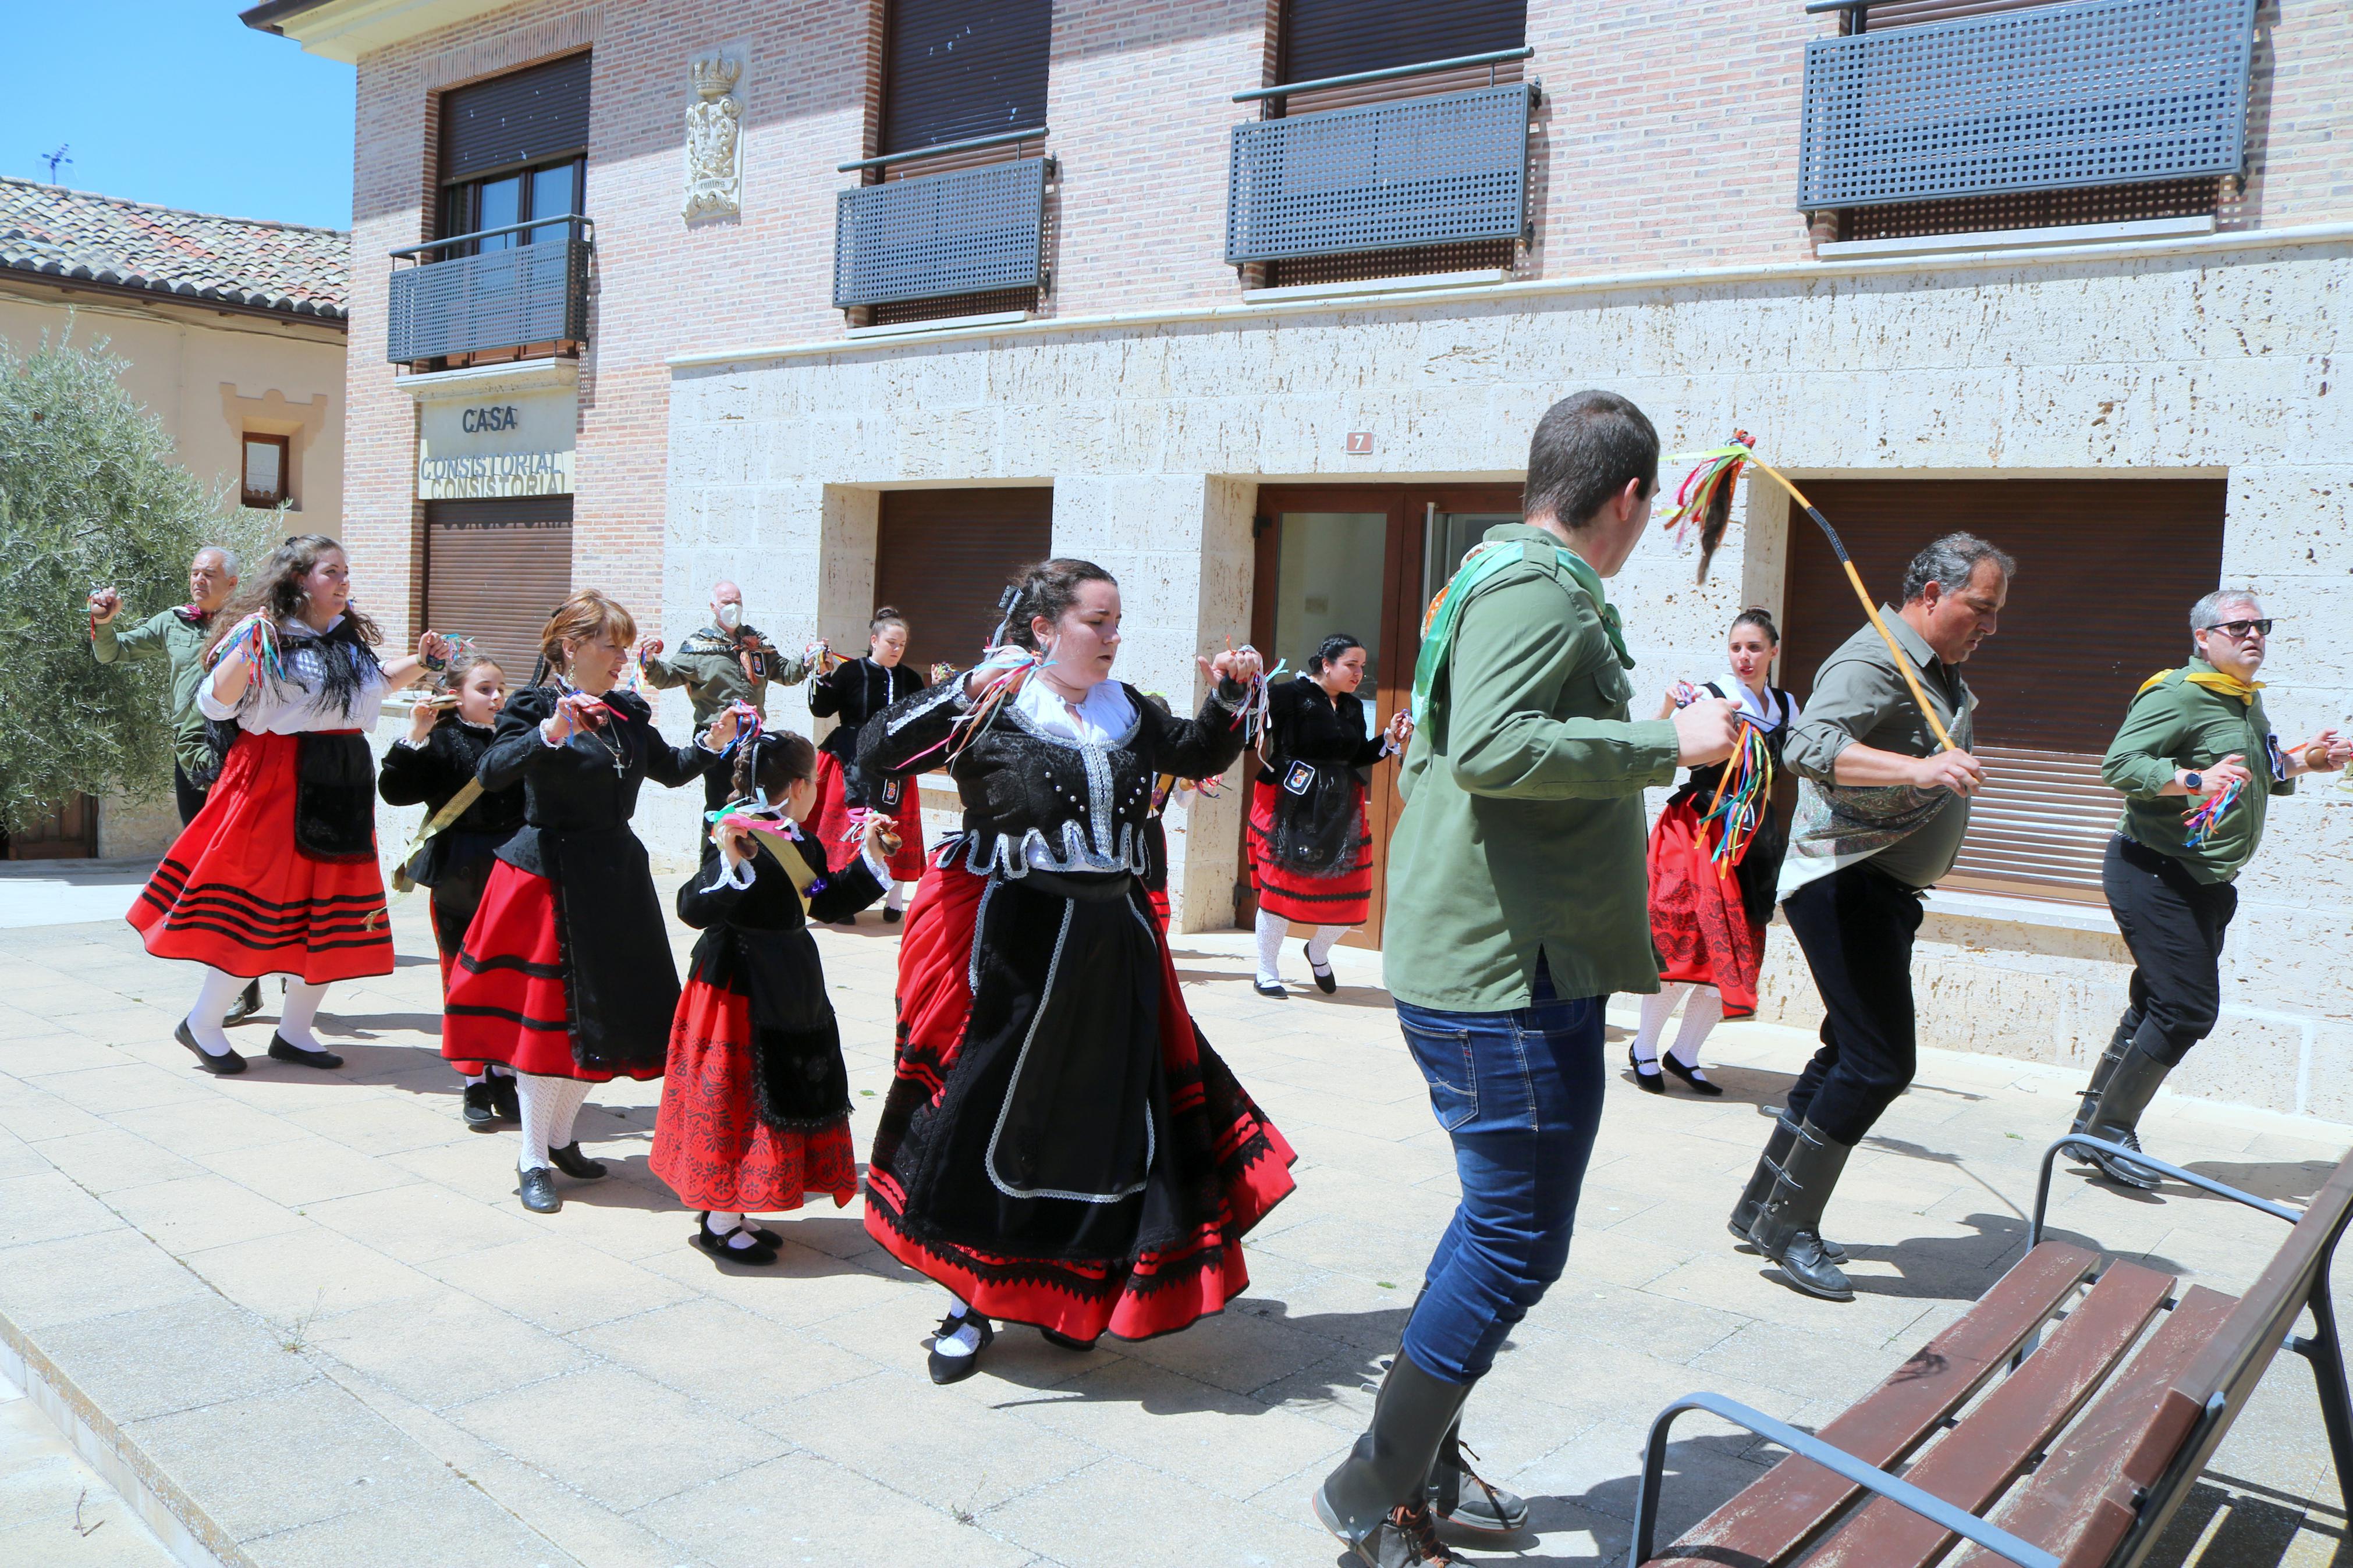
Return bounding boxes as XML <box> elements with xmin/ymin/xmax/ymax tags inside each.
<box><xmin>557</xmin><ymin>678</ymin><xmax>629</xmax><ymax>774</ymax></box>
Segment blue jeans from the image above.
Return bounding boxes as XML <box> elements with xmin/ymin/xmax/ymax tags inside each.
<box><xmin>1394</xmin><ymin>959</ymin><xmax>1606</xmax><ymax>1385</ymax></box>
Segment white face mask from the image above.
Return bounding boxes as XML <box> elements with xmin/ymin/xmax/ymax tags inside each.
<box><xmin>716</xmin><ymin>602</ymin><xmax>743</xmax><ymax>630</ymax></box>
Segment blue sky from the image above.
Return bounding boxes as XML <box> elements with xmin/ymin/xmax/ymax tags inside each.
<box><xmin>2</xmin><ymin>4</ymin><xmax>355</xmax><ymax>229</ymax></box>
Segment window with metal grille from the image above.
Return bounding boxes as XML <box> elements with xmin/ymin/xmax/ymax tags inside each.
<box><xmin>871</xmin><ymin>489</ymin><xmax>1054</xmax><ymax>674</ymax></box>
<box><xmin>1779</xmin><ymin>479</ymin><xmax>2227</xmax><ymax>901</ymax></box>
<box><xmin>881</xmin><ymin>0</ymin><xmax>1050</xmax><ymax>156</ymax></box>
<box><xmin>1278</xmin><ymin>0</ymin><xmax>1527</xmax><ymax>90</ymax></box>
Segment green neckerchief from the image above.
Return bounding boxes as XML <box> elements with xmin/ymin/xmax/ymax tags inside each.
<box><xmin>1410</xmin><ymin>537</ymin><xmax>1631</xmax><ymax>723</ymax></box>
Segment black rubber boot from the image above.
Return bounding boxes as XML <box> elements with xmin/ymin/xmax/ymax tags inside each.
<box><xmin>2078</xmin><ymin>1041</ymin><xmax>2172</xmax><ymax>1190</ymax></box>
<box><xmin>2068</xmin><ymin>1009</ymin><xmax>2141</xmax><ymax>1137</ymax></box>
<box><xmin>1729</xmin><ymin>1115</ymin><xmax>1846</xmax><ymax>1263</ymax></box>
<box><xmin>1747</xmin><ymin>1118</ymin><xmax>1855</xmax><ymax>1302</ymax></box>
<box><xmin>1314</xmin><ymin>1353</ymin><xmax>1475</xmax><ymax>1566</ymax></box>
<box><xmin>1428</xmin><ymin>1420</ymin><xmax>1528</xmax><ymax>1534</ymax></box>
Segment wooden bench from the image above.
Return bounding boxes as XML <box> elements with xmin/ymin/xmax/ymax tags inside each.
<box><xmin>1630</xmin><ymin>1136</ymin><xmax>2353</xmax><ymax>1568</ymax></box>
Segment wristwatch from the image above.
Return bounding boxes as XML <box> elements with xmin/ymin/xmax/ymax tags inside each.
<box><xmin>2182</xmin><ymin>770</ymin><xmax>2203</xmax><ymax>793</ymax></box>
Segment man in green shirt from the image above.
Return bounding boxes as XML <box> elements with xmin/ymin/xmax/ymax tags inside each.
<box><xmin>1730</xmin><ymin>532</ymin><xmax>2008</xmax><ymax>1302</ymax></box>
<box><xmin>2066</xmin><ymin>591</ymin><xmax>2347</xmax><ymax>1187</ymax></box>
<box><xmin>1313</xmin><ymin>392</ymin><xmax>1737</xmax><ymax>1566</ymax></box>
<box><xmin>639</xmin><ymin>579</ymin><xmax>820</xmax><ymax>813</ymax></box>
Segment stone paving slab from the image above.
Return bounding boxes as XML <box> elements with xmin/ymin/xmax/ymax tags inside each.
<box><xmin>1</xmin><ymin>890</ymin><xmax>2350</xmax><ymax>1566</ymax></box>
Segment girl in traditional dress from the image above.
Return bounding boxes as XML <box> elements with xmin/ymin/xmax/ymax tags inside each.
<box><xmin>441</xmin><ymin>591</ymin><xmax>742</xmax><ymax>1214</ymax></box>
<box><xmin>652</xmin><ymin>731</ymin><xmax>897</xmax><ymax>1263</ymax></box>
<box><xmin>132</xmin><ymin>534</ymin><xmax>451</xmax><ymax>1075</ymax></box>
<box><xmin>807</xmin><ymin>608</ymin><xmax>929</xmax><ymax>919</ymax></box>
<box><xmin>1631</xmin><ymin>608</ymin><xmax>1801</xmax><ymax>1095</ymax></box>
<box><xmin>1247</xmin><ymin>635</ymin><xmax>1412</xmax><ymax>997</ymax></box>
<box><xmin>859</xmin><ymin>559</ymin><xmax>1297</xmax><ymax>1384</ymax></box>
<box><xmin>377</xmin><ymin>652</ymin><xmax>527</xmax><ymax>1128</ymax></box>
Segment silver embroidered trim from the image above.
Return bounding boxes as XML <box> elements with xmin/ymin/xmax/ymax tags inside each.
<box><xmin>1081</xmin><ymin>742</ymin><xmax>1116</xmax><ymax>858</ymax></box>
<box><xmin>885</xmin><ymin>679</ymin><xmax>966</xmax><ymax>735</ymax></box>
<box><xmin>968</xmin><ymin>873</ymin><xmax>999</xmax><ymax>994</ymax></box>
<box><xmin>954</xmin><ymin>824</ymin><xmax>1149</xmax><ymax>880</ymax></box>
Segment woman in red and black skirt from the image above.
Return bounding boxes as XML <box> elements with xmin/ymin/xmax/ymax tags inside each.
<box><xmin>441</xmin><ymin>590</ymin><xmax>742</xmax><ymax>1214</ymax></box>
<box><xmin>131</xmin><ymin>534</ymin><xmax>450</xmax><ymax>1075</ymax></box>
<box><xmin>859</xmin><ymin>559</ymin><xmax>1295</xmax><ymax>1385</ymax></box>
<box><xmin>652</xmin><ymin>731</ymin><xmax>893</xmax><ymax>1263</ymax></box>
<box><xmin>807</xmin><ymin>607</ymin><xmax>928</xmax><ymax>919</ymax></box>
<box><xmin>1247</xmin><ymin>635</ymin><xmax>1412</xmax><ymax>997</ymax></box>
<box><xmin>1632</xmin><ymin>609</ymin><xmax>1801</xmax><ymax>1096</ymax></box>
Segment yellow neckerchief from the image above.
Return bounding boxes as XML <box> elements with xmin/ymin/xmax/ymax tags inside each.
<box><xmin>2137</xmin><ymin>664</ymin><xmax>2263</xmax><ymax>703</ymax></box>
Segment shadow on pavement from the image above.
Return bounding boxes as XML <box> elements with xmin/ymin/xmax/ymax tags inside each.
<box><xmin>2179</xmin><ymin>1158</ymin><xmax>2349</xmax><ymax>1211</ymax></box>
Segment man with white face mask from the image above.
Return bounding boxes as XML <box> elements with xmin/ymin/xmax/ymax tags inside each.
<box><xmin>641</xmin><ymin>580</ymin><xmax>824</xmax><ymax>813</ymax></box>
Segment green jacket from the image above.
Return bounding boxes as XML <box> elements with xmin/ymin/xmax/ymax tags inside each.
<box><xmin>1382</xmin><ymin>525</ymin><xmax>1682</xmax><ymax>1012</ymax></box>
<box><xmin>92</xmin><ymin>606</ymin><xmax>216</xmax><ymax>776</ymax></box>
<box><xmin>640</xmin><ymin>623</ymin><xmax>812</xmax><ymax>726</ymax></box>
<box><xmin>2103</xmin><ymin>657</ymin><xmax>2293</xmax><ymax>884</ymax></box>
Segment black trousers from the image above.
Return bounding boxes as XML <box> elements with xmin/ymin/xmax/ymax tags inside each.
<box><xmin>1781</xmin><ymin>861</ymin><xmax>1926</xmax><ymax>1146</ymax></box>
<box><xmin>2103</xmin><ymin>835</ymin><xmax>2237</xmax><ymax>1067</ymax></box>
<box><xmin>173</xmin><ymin>763</ymin><xmax>210</xmax><ymax>827</ymax></box>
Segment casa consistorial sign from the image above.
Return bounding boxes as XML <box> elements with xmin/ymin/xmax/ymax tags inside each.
<box><xmin>416</xmin><ymin>379</ymin><xmax>577</xmax><ymax>499</ymax></box>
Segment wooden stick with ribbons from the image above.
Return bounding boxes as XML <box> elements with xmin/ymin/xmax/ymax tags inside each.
<box><xmin>1663</xmin><ymin>433</ymin><xmax>1958</xmax><ymax>754</ymax></box>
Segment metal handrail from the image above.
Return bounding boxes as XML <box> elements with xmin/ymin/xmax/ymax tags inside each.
<box><xmin>1234</xmin><ymin>46</ymin><xmax>1534</xmax><ymax>103</ymax></box>
<box><xmin>839</xmin><ymin>126</ymin><xmax>1049</xmax><ymax>173</ymax></box>
<box><xmin>391</xmin><ymin>214</ymin><xmax>594</xmax><ymax>260</ymax></box>
<box><xmin>1805</xmin><ymin>1</ymin><xmax>1875</xmax><ymax>10</ymax></box>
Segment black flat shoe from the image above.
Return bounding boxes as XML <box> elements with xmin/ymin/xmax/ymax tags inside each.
<box><xmin>1629</xmin><ymin>1046</ymin><xmax>1665</xmax><ymax>1094</ymax></box>
<box><xmin>1039</xmin><ymin>1327</ymin><xmax>1099</xmax><ymax>1352</ymax></box>
<box><xmin>928</xmin><ymin>1308</ymin><xmax>994</xmax><ymax>1385</ymax></box>
<box><xmin>519</xmin><ymin>1167</ymin><xmax>561</xmax><ymax>1214</ymax></box>
<box><xmin>1254</xmin><ymin>979</ymin><xmax>1288</xmax><ymax>998</ymax></box>
<box><xmin>221</xmin><ymin>980</ymin><xmax>263</xmax><ymax>1028</ymax></box>
<box><xmin>1658</xmin><ymin>1054</ymin><xmax>1725</xmax><ymax>1097</ymax></box>
<box><xmin>882</xmin><ymin>906</ymin><xmax>904</xmax><ymax>924</ymax></box>
<box><xmin>692</xmin><ymin>1221</ymin><xmax>779</xmax><ymax>1266</ymax></box>
<box><xmin>1304</xmin><ymin>943</ymin><xmax>1337</xmax><ymax>994</ymax></box>
<box><xmin>176</xmin><ymin>1021</ymin><xmax>246</xmax><ymax>1076</ymax></box>
<box><xmin>746</xmin><ymin>1222</ymin><xmax>784</xmax><ymax>1246</ymax></box>
<box><xmin>547</xmin><ymin>1142</ymin><xmax>606</xmax><ymax>1180</ymax></box>
<box><xmin>462</xmin><ymin>1082</ymin><xmax>498</xmax><ymax>1129</ymax></box>
<box><xmin>489</xmin><ymin>1074</ymin><xmax>520</xmax><ymax>1122</ymax></box>
<box><xmin>267</xmin><ymin>1034</ymin><xmax>343</xmax><ymax>1071</ymax></box>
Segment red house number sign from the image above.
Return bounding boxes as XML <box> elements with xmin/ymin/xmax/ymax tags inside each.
<box><xmin>1345</xmin><ymin>432</ymin><xmax>1374</xmax><ymax>455</ymax></box>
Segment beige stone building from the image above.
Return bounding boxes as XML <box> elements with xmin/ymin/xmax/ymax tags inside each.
<box><xmin>249</xmin><ymin>0</ymin><xmax>2352</xmax><ymax>1118</ymax></box>
<box><xmin>0</xmin><ymin>176</ymin><xmax>349</xmax><ymax>855</ymax></box>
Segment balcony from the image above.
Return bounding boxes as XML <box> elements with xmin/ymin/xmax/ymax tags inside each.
<box><xmin>387</xmin><ymin>216</ymin><xmax>592</xmax><ymax>367</ymax></box>
<box><xmin>832</xmin><ymin>135</ymin><xmax>1052</xmax><ymax>312</ymax></box>
<box><xmin>1225</xmin><ymin>52</ymin><xmax>1535</xmax><ymax>272</ymax></box>
<box><xmin>1795</xmin><ymin>0</ymin><xmax>2258</xmax><ymax>212</ymax></box>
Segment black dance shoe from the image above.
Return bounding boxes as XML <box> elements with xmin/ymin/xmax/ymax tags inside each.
<box><xmin>176</xmin><ymin>1021</ymin><xmax>247</xmax><ymax>1076</ymax></box>
<box><xmin>882</xmin><ymin>906</ymin><xmax>904</xmax><ymax>925</ymax></box>
<box><xmin>692</xmin><ymin>1217</ymin><xmax>779</xmax><ymax>1266</ymax></box>
<box><xmin>1658</xmin><ymin>1054</ymin><xmax>1724</xmax><ymax>1097</ymax></box>
<box><xmin>489</xmin><ymin>1074</ymin><xmax>520</xmax><ymax>1123</ymax></box>
<box><xmin>267</xmin><ymin>1035</ymin><xmax>343</xmax><ymax>1071</ymax></box>
<box><xmin>1254</xmin><ymin>979</ymin><xmax>1288</xmax><ymax>999</ymax></box>
<box><xmin>519</xmin><ymin>1167</ymin><xmax>561</xmax><ymax>1214</ymax></box>
<box><xmin>1039</xmin><ymin>1327</ymin><xmax>1099</xmax><ymax>1352</ymax></box>
<box><xmin>547</xmin><ymin>1142</ymin><xmax>606</xmax><ymax>1180</ymax></box>
<box><xmin>221</xmin><ymin>980</ymin><xmax>264</xmax><ymax>1027</ymax></box>
<box><xmin>1628</xmin><ymin>1046</ymin><xmax>1665</xmax><ymax>1094</ymax></box>
<box><xmin>461</xmin><ymin>1082</ymin><xmax>498</xmax><ymax>1129</ymax></box>
<box><xmin>1304</xmin><ymin>943</ymin><xmax>1337</xmax><ymax>994</ymax></box>
<box><xmin>927</xmin><ymin>1307</ymin><xmax>995</xmax><ymax>1385</ymax></box>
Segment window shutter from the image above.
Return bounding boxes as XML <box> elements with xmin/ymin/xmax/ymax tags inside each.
<box><xmin>1779</xmin><ymin>479</ymin><xmax>2227</xmax><ymax>899</ymax></box>
<box><xmin>872</xmin><ymin>489</ymin><xmax>1055</xmax><ymax>673</ymax></box>
<box><xmin>881</xmin><ymin>0</ymin><xmax>1052</xmax><ymax>154</ymax></box>
<box><xmin>1279</xmin><ymin>0</ymin><xmax>1526</xmax><ymax>85</ymax></box>
<box><xmin>441</xmin><ymin>53</ymin><xmax>592</xmax><ymax>184</ymax></box>
<box><xmin>424</xmin><ymin>497</ymin><xmax>575</xmax><ymax>677</ymax></box>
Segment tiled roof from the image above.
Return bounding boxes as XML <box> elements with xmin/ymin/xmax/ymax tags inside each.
<box><xmin>0</xmin><ymin>176</ymin><xmax>348</xmax><ymax>322</ymax></box>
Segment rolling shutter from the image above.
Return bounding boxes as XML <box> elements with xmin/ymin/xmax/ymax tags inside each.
<box><xmin>1279</xmin><ymin>0</ymin><xmax>1526</xmax><ymax>86</ymax></box>
<box><xmin>424</xmin><ymin>496</ymin><xmax>575</xmax><ymax>677</ymax></box>
<box><xmin>1780</xmin><ymin>479</ymin><xmax>2227</xmax><ymax>899</ymax></box>
<box><xmin>872</xmin><ymin>488</ymin><xmax>1054</xmax><ymax>673</ymax></box>
<box><xmin>441</xmin><ymin>53</ymin><xmax>592</xmax><ymax>183</ymax></box>
<box><xmin>881</xmin><ymin>0</ymin><xmax>1052</xmax><ymax>155</ymax></box>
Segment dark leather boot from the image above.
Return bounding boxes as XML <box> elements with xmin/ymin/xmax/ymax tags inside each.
<box><xmin>2068</xmin><ymin>1009</ymin><xmax>2141</xmax><ymax>1137</ymax></box>
<box><xmin>548</xmin><ymin>1142</ymin><xmax>606</xmax><ymax>1180</ymax></box>
<box><xmin>1315</xmin><ymin>1353</ymin><xmax>1475</xmax><ymax>1566</ymax></box>
<box><xmin>1748</xmin><ymin>1118</ymin><xmax>1855</xmax><ymax>1302</ymax></box>
<box><xmin>1428</xmin><ymin>1420</ymin><xmax>1528</xmax><ymax>1534</ymax></box>
<box><xmin>1729</xmin><ymin>1115</ymin><xmax>1845</xmax><ymax>1263</ymax></box>
<box><xmin>2078</xmin><ymin>1041</ymin><xmax>2172</xmax><ymax>1190</ymax></box>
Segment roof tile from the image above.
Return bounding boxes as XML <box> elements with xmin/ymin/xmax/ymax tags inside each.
<box><xmin>0</xmin><ymin>176</ymin><xmax>348</xmax><ymax>321</ymax></box>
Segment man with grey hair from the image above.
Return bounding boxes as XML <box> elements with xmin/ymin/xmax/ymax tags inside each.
<box><xmin>89</xmin><ymin>546</ymin><xmax>258</xmax><ymax>1023</ymax></box>
<box><xmin>1727</xmin><ymin>530</ymin><xmax>2009</xmax><ymax>1301</ymax></box>
<box><xmin>640</xmin><ymin>579</ymin><xmax>824</xmax><ymax>815</ymax></box>
<box><xmin>2066</xmin><ymin>591</ymin><xmax>2348</xmax><ymax>1187</ymax></box>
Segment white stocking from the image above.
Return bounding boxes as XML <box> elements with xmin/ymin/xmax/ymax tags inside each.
<box><xmin>184</xmin><ymin>966</ymin><xmax>246</xmax><ymax>1056</ymax></box>
<box><xmin>1632</xmin><ymin>984</ymin><xmax>1685</xmax><ymax>1067</ymax></box>
<box><xmin>1305</xmin><ymin>925</ymin><xmax>1346</xmax><ymax>970</ymax></box>
<box><xmin>704</xmin><ymin>1210</ymin><xmax>762</xmax><ymax>1251</ymax></box>
<box><xmin>1253</xmin><ymin>907</ymin><xmax>1287</xmax><ymax>984</ymax></box>
<box><xmin>1669</xmin><ymin>987</ymin><xmax>1724</xmax><ymax>1072</ymax></box>
<box><xmin>885</xmin><ymin>880</ymin><xmax>908</xmax><ymax>912</ymax></box>
<box><xmin>936</xmin><ymin>1289</ymin><xmax>985</xmax><ymax>1356</ymax></box>
<box><xmin>276</xmin><ymin>979</ymin><xmax>331</xmax><ymax>1051</ymax></box>
<box><xmin>547</xmin><ymin>1077</ymin><xmax>592</xmax><ymax>1149</ymax></box>
<box><xmin>516</xmin><ymin>1073</ymin><xmax>589</xmax><ymax>1172</ymax></box>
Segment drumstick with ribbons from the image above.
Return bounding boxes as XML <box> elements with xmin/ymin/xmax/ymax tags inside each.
<box><xmin>1663</xmin><ymin>432</ymin><xmax>1958</xmax><ymax>754</ymax></box>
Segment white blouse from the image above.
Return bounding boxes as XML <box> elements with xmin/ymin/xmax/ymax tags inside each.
<box><xmin>1012</xmin><ymin>674</ymin><xmax>1138</xmax><ymax>748</ymax></box>
<box><xmin>198</xmin><ymin>615</ymin><xmax>390</xmax><ymax>734</ymax></box>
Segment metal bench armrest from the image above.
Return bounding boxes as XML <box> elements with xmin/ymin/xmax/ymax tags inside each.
<box><xmin>1628</xmin><ymin>1392</ymin><xmax>2061</xmax><ymax>1568</ymax></box>
<box><xmin>2031</xmin><ymin>1137</ymin><xmax>2301</xmax><ymax>1251</ymax></box>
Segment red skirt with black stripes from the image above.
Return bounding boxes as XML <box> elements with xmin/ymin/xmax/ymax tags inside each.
<box><xmin>127</xmin><ymin>730</ymin><xmax>393</xmax><ymax>983</ymax></box>
<box><xmin>440</xmin><ymin>861</ymin><xmax>658</xmax><ymax>1082</ymax></box>
<box><xmin>1247</xmin><ymin>777</ymin><xmax>1373</xmax><ymax>926</ymax></box>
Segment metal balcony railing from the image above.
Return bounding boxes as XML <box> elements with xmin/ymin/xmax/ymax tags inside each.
<box><xmin>386</xmin><ymin>216</ymin><xmax>592</xmax><ymax>365</ymax></box>
<box><xmin>832</xmin><ymin>152</ymin><xmax>1051</xmax><ymax>310</ymax></box>
<box><xmin>1795</xmin><ymin>0</ymin><xmax>2258</xmax><ymax>211</ymax></box>
<box><xmin>1225</xmin><ymin>79</ymin><xmax>1535</xmax><ymax>267</ymax></box>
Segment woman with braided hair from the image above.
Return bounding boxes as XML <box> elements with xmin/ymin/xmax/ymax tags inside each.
<box><xmin>130</xmin><ymin>534</ymin><xmax>451</xmax><ymax>1075</ymax></box>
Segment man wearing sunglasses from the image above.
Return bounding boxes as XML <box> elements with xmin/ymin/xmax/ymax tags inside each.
<box><xmin>2069</xmin><ymin>591</ymin><xmax>2349</xmax><ymax>1186</ymax></box>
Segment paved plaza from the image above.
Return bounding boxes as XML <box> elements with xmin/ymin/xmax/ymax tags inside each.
<box><xmin>1</xmin><ymin>867</ymin><xmax>2348</xmax><ymax>1567</ymax></box>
